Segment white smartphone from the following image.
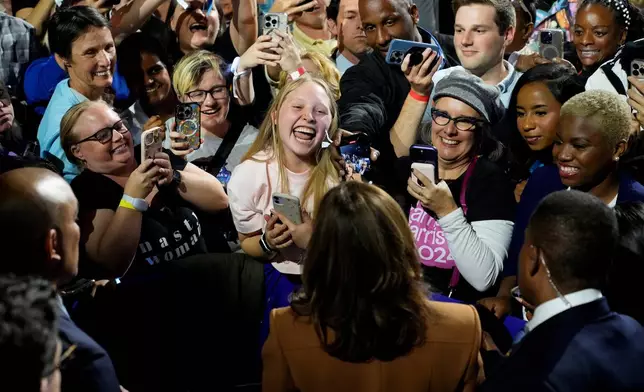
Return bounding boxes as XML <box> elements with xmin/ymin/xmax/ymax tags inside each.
<box><xmin>630</xmin><ymin>60</ymin><xmax>644</xmax><ymax>98</ymax></box>
<box><xmin>263</xmin><ymin>12</ymin><xmax>289</xmax><ymax>36</ymax></box>
<box><xmin>538</xmin><ymin>29</ymin><xmax>565</xmax><ymax>60</ymax></box>
<box><xmin>141</xmin><ymin>127</ymin><xmax>163</xmax><ymax>162</ymax></box>
<box><xmin>272</xmin><ymin>193</ymin><xmax>303</xmax><ymax>225</ymax></box>
<box><xmin>411</xmin><ymin>162</ymin><xmax>436</xmax><ymax>185</ymax></box>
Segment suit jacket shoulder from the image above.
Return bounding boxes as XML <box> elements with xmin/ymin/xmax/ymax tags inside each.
<box><xmin>58</xmin><ymin>313</ymin><xmax>121</xmax><ymax>392</ymax></box>
<box><xmin>263</xmin><ymin>302</ymin><xmax>482</xmax><ymax>392</ymax></box>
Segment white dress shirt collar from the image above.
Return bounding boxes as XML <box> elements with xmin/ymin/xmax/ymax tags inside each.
<box><xmin>527</xmin><ymin>288</ymin><xmax>603</xmax><ymax>333</ymax></box>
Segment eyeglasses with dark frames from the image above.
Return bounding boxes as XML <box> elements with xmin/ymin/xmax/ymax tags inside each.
<box><xmin>185</xmin><ymin>85</ymin><xmax>229</xmax><ymax>103</ymax></box>
<box><xmin>430</xmin><ymin>108</ymin><xmax>486</xmax><ymax>132</ymax></box>
<box><xmin>75</xmin><ymin>120</ymin><xmax>129</xmax><ymax>145</ymax></box>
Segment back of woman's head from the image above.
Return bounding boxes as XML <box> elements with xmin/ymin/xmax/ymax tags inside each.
<box><xmin>611</xmin><ymin>202</ymin><xmax>644</xmax><ymax>324</ymax></box>
<box><xmin>291</xmin><ymin>181</ymin><xmax>430</xmax><ymax>363</ymax></box>
<box><xmin>48</xmin><ymin>6</ymin><xmax>109</xmax><ymax>59</ymax></box>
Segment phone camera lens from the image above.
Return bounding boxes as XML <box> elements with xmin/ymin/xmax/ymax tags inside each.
<box><xmin>145</xmin><ymin>133</ymin><xmax>154</xmax><ymax>145</ymax></box>
<box><xmin>634</xmin><ymin>64</ymin><xmax>641</xmax><ymax>70</ymax></box>
<box><xmin>265</xmin><ymin>22</ymin><xmax>271</xmax><ymax>27</ymax></box>
<box><xmin>541</xmin><ymin>31</ymin><xmax>553</xmax><ymax>44</ymax></box>
<box><xmin>635</xmin><ymin>70</ymin><xmax>641</xmax><ymax>77</ymax></box>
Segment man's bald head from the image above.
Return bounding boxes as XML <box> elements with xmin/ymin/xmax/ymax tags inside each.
<box><xmin>0</xmin><ymin>169</ymin><xmax>79</xmax><ymax>281</ymax></box>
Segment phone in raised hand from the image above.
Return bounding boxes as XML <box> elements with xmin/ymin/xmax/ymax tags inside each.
<box><xmin>410</xmin><ymin>144</ymin><xmax>439</xmax><ymax>185</ymax></box>
<box><xmin>385</xmin><ymin>39</ymin><xmax>444</xmax><ymax>68</ymax></box>
<box><xmin>175</xmin><ymin>103</ymin><xmax>201</xmax><ymax>150</ymax></box>
<box><xmin>140</xmin><ymin>127</ymin><xmax>163</xmax><ymax>163</ymax></box>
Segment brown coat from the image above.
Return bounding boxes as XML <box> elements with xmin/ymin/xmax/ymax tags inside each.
<box><xmin>262</xmin><ymin>301</ymin><xmax>483</xmax><ymax>392</ymax></box>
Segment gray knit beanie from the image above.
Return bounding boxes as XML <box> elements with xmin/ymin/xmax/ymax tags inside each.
<box><xmin>432</xmin><ymin>70</ymin><xmax>505</xmax><ymax>125</ymax></box>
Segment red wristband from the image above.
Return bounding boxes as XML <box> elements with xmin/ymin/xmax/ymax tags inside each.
<box><xmin>289</xmin><ymin>67</ymin><xmax>306</xmax><ymax>81</ymax></box>
<box><xmin>409</xmin><ymin>89</ymin><xmax>430</xmax><ymax>103</ymax></box>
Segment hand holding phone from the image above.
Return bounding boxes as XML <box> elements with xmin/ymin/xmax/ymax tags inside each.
<box><xmin>339</xmin><ymin>133</ymin><xmax>372</xmax><ymax>182</ymax></box>
<box><xmin>175</xmin><ymin>103</ymin><xmax>201</xmax><ymax>151</ymax></box>
<box><xmin>538</xmin><ymin>29</ymin><xmax>564</xmax><ymax>61</ymax></box>
<box><xmin>410</xmin><ymin>144</ymin><xmax>438</xmax><ymax>185</ymax></box>
<box><xmin>399</xmin><ymin>47</ymin><xmax>443</xmax><ymax>97</ymax></box>
<box><xmin>140</xmin><ymin>127</ymin><xmax>163</xmax><ymax>163</ymax></box>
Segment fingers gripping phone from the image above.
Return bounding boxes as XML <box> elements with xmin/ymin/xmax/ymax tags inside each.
<box><xmin>538</xmin><ymin>29</ymin><xmax>564</xmax><ymax>60</ymax></box>
<box><xmin>141</xmin><ymin>127</ymin><xmax>163</xmax><ymax>162</ymax></box>
<box><xmin>263</xmin><ymin>12</ymin><xmax>289</xmax><ymax>36</ymax></box>
<box><xmin>272</xmin><ymin>193</ymin><xmax>303</xmax><ymax>225</ymax></box>
<box><xmin>385</xmin><ymin>39</ymin><xmax>445</xmax><ymax>68</ymax></box>
<box><xmin>175</xmin><ymin>103</ymin><xmax>201</xmax><ymax>150</ymax></box>
<box><xmin>339</xmin><ymin>133</ymin><xmax>372</xmax><ymax>181</ymax></box>
<box><xmin>410</xmin><ymin>144</ymin><xmax>438</xmax><ymax>185</ymax></box>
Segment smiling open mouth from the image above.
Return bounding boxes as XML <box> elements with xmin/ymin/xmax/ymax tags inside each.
<box><xmin>293</xmin><ymin>127</ymin><xmax>315</xmax><ymax>141</ymax></box>
<box><xmin>190</xmin><ymin>22</ymin><xmax>208</xmax><ymax>32</ymax></box>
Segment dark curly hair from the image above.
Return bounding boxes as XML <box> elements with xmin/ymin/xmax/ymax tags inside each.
<box><xmin>0</xmin><ymin>275</ymin><xmax>58</xmax><ymax>391</ymax></box>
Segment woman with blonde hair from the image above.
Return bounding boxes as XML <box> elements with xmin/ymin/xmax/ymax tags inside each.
<box><xmin>263</xmin><ymin>181</ymin><xmax>483</xmax><ymax>392</ymax></box>
<box><xmin>227</xmin><ymin>74</ymin><xmax>340</xmax><ymax>338</ymax></box>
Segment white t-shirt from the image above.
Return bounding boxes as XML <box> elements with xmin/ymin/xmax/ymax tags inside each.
<box><xmin>227</xmin><ymin>152</ymin><xmax>313</xmax><ymax>275</ymax></box>
<box><xmin>163</xmin><ymin>118</ymin><xmax>258</xmax><ymax>186</ymax></box>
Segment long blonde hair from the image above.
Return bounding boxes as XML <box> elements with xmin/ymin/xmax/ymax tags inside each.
<box><xmin>242</xmin><ymin>75</ymin><xmax>340</xmax><ymax>215</ymax></box>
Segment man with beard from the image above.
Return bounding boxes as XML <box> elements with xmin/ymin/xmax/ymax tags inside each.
<box><xmin>326</xmin><ymin>0</ymin><xmax>370</xmax><ymax>74</ymax></box>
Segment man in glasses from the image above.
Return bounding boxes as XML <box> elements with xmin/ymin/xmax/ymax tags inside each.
<box><xmin>0</xmin><ymin>168</ymin><xmax>122</xmax><ymax>392</ymax></box>
<box><xmin>0</xmin><ymin>275</ymin><xmax>61</xmax><ymax>392</ymax></box>
<box><xmin>481</xmin><ymin>190</ymin><xmax>644</xmax><ymax>391</ymax></box>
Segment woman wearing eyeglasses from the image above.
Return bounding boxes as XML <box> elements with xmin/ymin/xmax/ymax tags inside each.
<box><xmin>166</xmin><ymin>42</ymin><xmax>278</xmax><ymax>186</ymax></box>
<box><xmin>60</xmin><ymin>100</ymin><xmax>227</xmax><ymax>278</ymax></box>
<box><xmin>406</xmin><ymin>71</ymin><xmax>516</xmax><ymax>303</ymax></box>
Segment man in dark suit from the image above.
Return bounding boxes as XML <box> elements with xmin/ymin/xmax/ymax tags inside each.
<box><xmin>481</xmin><ymin>190</ymin><xmax>644</xmax><ymax>392</ymax></box>
<box><xmin>0</xmin><ymin>168</ymin><xmax>122</xmax><ymax>392</ymax></box>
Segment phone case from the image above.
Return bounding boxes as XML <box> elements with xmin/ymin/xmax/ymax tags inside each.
<box><xmin>411</xmin><ymin>162</ymin><xmax>436</xmax><ymax>185</ymax></box>
<box><xmin>385</xmin><ymin>39</ymin><xmax>443</xmax><ymax>67</ymax></box>
<box><xmin>140</xmin><ymin>127</ymin><xmax>163</xmax><ymax>162</ymax></box>
<box><xmin>263</xmin><ymin>12</ymin><xmax>289</xmax><ymax>35</ymax></box>
<box><xmin>175</xmin><ymin>103</ymin><xmax>201</xmax><ymax>150</ymax></box>
<box><xmin>272</xmin><ymin>193</ymin><xmax>303</xmax><ymax>225</ymax></box>
<box><xmin>538</xmin><ymin>29</ymin><xmax>564</xmax><ymax>60</ymax></box>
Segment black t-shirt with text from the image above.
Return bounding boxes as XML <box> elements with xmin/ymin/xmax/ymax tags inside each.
<box><xmin>71</xmin><ymin>149</ymin><xmax>207</xmax><ymax>278</ymax></box>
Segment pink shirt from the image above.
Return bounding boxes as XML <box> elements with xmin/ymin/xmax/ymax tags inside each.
<box><xmin>228</xmin><ymin>152</ymin><xmax>312</xmax><ymax>275</ymax></box>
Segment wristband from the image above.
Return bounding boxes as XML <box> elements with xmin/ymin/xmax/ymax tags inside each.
<box><xmin>260</xmin><ymin>231</ymin><xmax>277</xmax><ymax>256</ymax></box>
<box><xmin>289</xmin><ymin>67</ymin><xmax>306</xmax><ymax>81</ymax></box>
<box><xmin>409</xmin><ymin>90</ymin><xmax>430</xmax><ymax>103</ymax></box>
<box><xmin>120</xmin><ymin>195</ymin><xmax>149</xmax><ymax>212</ymax></box>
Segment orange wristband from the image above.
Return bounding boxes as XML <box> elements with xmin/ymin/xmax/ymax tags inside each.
<box><xmin>409</xmin><ymin>89</ymin><xmax>430</xmax><ymax>103</ymax></box>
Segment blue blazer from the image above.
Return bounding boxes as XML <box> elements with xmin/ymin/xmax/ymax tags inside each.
<box><xmin>58</xmin><ymin>312</ymin><xmax>121</xmax><ymax>392</ymax></box>
<box><xmin>480</xmin><ymin>298</ymin><xmax>644</xmax><ymax>392</ymax></box>
<box><xmin>505</xmin><ymin>165</ymin><xmax>644</xmax><ymax>277</ymax></box>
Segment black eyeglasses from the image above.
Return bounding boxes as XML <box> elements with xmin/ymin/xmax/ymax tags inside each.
<box><xmin>431</xmin><ymin>108</ymin><xmax>485</xmax><ymax>132</ymax></box>
<box><xmin>75</xmin><ymin>120</ymin><xmax>129</xmax><ymax>145</ymax></box>
<box><xmin>185</xmin><ymin>85</ymin><xmax>229</xmax><ymax>103</ymax></box>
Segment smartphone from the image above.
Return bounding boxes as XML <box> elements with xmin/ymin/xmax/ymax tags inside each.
<box><xmin>629</xmin><ymin>59</ymin><xmax>644</xmax><ymax>97</ymax></box>
<box><xmin>175</xmin><ymin>103</ymin><xmax>201</xmax><ymax>150</ymax></box>
<box><xmin>538</xmin><ymin>29</ymin><xmax>565</xmax><ymax>60</ymax></box>
<box><xmin>272</xmin><ymin>193</ymin><xmax>303</xmax><ymax>225</ymax></box>
<box><xmin>263</xmin><ymin>12</ymin><xmax>289</xmax><ymax>36</ymax></box>
<box><xmin>339</xmin><ymin>133</ymin><xmax>372</xmax><ymax>181</ymax></box>
<box><xmin>385</xmin><ymin>39</ymin><xmax>444</xmax><ymax>68</ymax></box>
<box><xmin>410</xmin><ymin>144</ymin><xmax>438</xmax><ymax>185</ymax></box>
<box><xmin>140</xmin><ymin>127</ymin><xmax>163</xmax><ymax>162</ymax></box>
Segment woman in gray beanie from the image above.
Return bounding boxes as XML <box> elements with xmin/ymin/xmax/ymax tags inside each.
<box><xmin>406</xmin><ymin>70</ymin><xmax>516</xmax><ymax>303</ymax></box>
